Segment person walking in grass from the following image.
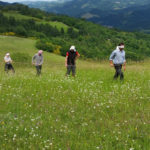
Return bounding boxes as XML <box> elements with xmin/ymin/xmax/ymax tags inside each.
<box><xmin>65</xmin><ymin>45</ymin><xmax>80</xmax><ymax>77</ymax></box>
<box><xmin>109</xmin><ymin>43</ymin><xmax>126</xmax><ymax>80</ymax></box>
<box><xmin>32</xmin><ymin>50</ymin><xmax>43</xmax><ymax>76</ymax></box>
<box><xmin>4</xmin><ymin>53</ymin><xmax>15</xmax><ymax>74</ymax></box>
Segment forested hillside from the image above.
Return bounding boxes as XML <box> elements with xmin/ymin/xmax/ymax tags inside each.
<box><xmin>0</xmin><ymin>3</ymin><xmax>150</xmax><ymax>60</ymax></box>
<box><xmin>23</xmin><ymin>0</ymin><xmax>150</xmax><ymax>32</ymax></box>
<box><xmin>91</xmin><ymin>4</ymin><xmax>150</xmax><ymax>32</ymax></box>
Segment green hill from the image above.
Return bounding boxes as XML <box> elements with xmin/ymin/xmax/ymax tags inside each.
<box><xmin>3</xmin><ymin>11</ymin><xmax>72</xmax><ymax>32</ymax></box>
<box><xmin>0</xmin><ymin>35</ymin><xmax>64</xmax><ymax>67</ymax></box>
<box><xmin>1</xmin><ymin>3</ymin><xmax>150</xmax><ymax>61</ymax></box>
<box><xmin>23</xmin><ymin>0</ymin><xmax>150</xmax><ymax>32</ymax></box>
<box><xmin>0</xmin><ymin>35</ymin><xmax>150</xmax><ymax>150</ymax></box>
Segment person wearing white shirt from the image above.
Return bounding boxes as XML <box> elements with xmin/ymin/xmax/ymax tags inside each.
<box><xmin>4</xmin><ymin>53</ymin><xmax>15</xmax><ymax>73</ymax></box>
<box><xmin>109</xmin><ymin>43</ymin><xmax>126</xmax><ymax>80</ymax></box>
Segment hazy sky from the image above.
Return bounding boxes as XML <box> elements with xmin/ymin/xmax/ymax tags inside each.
<box><xmin>1</xmin><ymin>0</ymin><xmax>57</xmax><ymax>3</ymax></box>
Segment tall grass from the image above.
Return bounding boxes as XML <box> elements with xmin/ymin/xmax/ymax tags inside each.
<box><xmin>0</xmin><ymin>36</ymin><xmax>149</xmax><ymax>150</ymax></box>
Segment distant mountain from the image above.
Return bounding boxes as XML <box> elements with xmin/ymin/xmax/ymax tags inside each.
<box><xmin>22</xmin><ymin>0</ymin><xmax>71</xmax><ymax>8</ymax></box>
<box><xmin>22</xmin><ymin>0</ymin><xmax>150</xmax><ymax>32</ymax></box>
<box><xmin>89</xmin><ymin>4</ymin><xmax>150</xmax><ymax>32</ymax></box>
<box><xmin>22</xmin><ymin>0</ymin><xmax>150</xmax><ymax>15</ymax></box>
<box><xmin>0</xmin><ymin>1</ymin><xmax>9</xmax><ymax>6</ymax></box>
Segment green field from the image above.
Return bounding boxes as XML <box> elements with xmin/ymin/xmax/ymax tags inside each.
<box><xmin>3</xmin><ymin>12</ymin><xmax>74</xmax><ymax>32</ymax></box>
<box><xmin>3</xmin><ymin>12</ymin><xmax>40</xmax><ymax>20</ymax></box>
<box><xmin>0</xmin><ymin>36</ymin><xmax>150</xmax><ymax>150</ymax></box>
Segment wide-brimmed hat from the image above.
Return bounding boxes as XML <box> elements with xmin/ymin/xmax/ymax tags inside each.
<box><xmin>70</xmin><ymin>46</ymin><xmax>76</xmax><ymax>52</ymax></box>
<box><xmin>6</xmin><ymin>53</ymin><xmax>10</xmax><ymax>56</ymax></box>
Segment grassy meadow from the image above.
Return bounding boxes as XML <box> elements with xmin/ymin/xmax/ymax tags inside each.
<box><xmin>0</xmin><ymin>36</ymin><xmax>150</xmax><ymax>150</ymax></box>
<box><xmin>3</xmin><ymin>12</ymin><xmax>74</xmax><ymax>32</ymax></box>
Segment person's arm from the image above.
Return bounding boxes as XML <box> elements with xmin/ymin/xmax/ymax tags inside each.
<box><xmin>4</xmin><ymin>57</ymin><xmax>7</xmax><ymax>63</ymax></box>
<box><xmin>123</xmin><ymin>53</ymin><xmax>126</xmax><ymax>71</ymax></box>
<box><xmin>75</xmin><ymin>52</ymin><xmax>80</xmax><ymax>61</ymax></box>
<box><xmin>76</xmin><ymin>52</ymin><xmax>80</xmax><ymax>60</ymax></box>
<box><xmin>123</xmin><ymin>61</ymin><xmax>126</xmax><ymax>71</ymax></box>
<box><xmin>109</xmin><ymin>51</ymin><xmax>115</xmax><ymax>67</ymax></box>
<box><xmin>32</xmin><ymin>55</ymin><xmax>36</xmax><ymax>65</ymax></box>
<box><xmin>65</xmin><ymin>56</ymin><xmax>68</xmax><ymax>67</ymax></box>
<box><xmin>110</xmin><ymin>60</ymin><xmax>114</xmax><ymax>67</ymax></box>
<box><xmin>65</xmin><ymin>52</ymin><xmax>69</xmax><ymax>67</ymax></box>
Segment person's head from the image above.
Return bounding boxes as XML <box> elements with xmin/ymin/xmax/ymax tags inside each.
<box><xmin>118</xmin><ymin>43</ymin><xmax>125</xmax><ymax>51</ymax></box>
<box><xmin>6</xmin><ymin>53</ymin><xmax>10</xmax><ymax>57</ymax></box>
<box><xmin>38</xmin><ymin>50</ymin><xmax>43</xmax><ymax>55</ymax></box>
<box><xmin>70</xmin><ymin>46</ymin><xmax>76</xmax><ymax>52</ymax></box>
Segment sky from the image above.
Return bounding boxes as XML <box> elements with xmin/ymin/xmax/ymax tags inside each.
<box><xmin>1</xmin><ymin>0</ymin><xmax>57</xmax><ymax>3</ymax></box>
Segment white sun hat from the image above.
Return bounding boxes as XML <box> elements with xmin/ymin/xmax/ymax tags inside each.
<box><xmin>70</xmin><ymin>45</ymin><xmax>76</xmax><ymax>52</ymax></box>
<box><xmin>6</xmin><ymin>53</ymin><xmax>10</xmax><ymax>56</ymax></box>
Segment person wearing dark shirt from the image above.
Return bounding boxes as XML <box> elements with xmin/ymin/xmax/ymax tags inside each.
<box><xmin>65</xmin><ymin>46</ymin><xmax>80</xmax><ymax>77</ymax></box>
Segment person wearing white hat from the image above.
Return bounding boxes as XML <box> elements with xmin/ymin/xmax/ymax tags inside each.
<box><xmin>65</xmin><ymin>45</ymin><xmax>80</xmax><ymax>77</ymax></box>
<box><xmin>109</xmin><ymin>43</ymin><xmax>126</xmax><ymax>80</ymax></box>
<box><xmin>4</xmin><ymin>53</ymin><xmax>15</xmax><ymax>73</ymax></box>
<box><xmin>32</xmin><ymin>50</ymin><xmax>43</xmax><ymax>76</ymax></box>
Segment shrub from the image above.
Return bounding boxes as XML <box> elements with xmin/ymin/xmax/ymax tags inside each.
<box><xmin>126</xmin><ymin>51</ymin><xmax>144</xmax><ymax>61</ymax></box>
<box><xmin>36</xmin><ymin>40</ymin><xmax>55</xmax><ymax>52</ymax></box>
<box><xmin>11</xmin><ymin>52</ymin><xmax>31</xmax><ymax>64</ymax></box>
<box><xmin>3</xmin><ymin>32</ymin><xmax>15</xmax><ymax>36</ymax></box>
<box><xmin>14</xmin><ymin>26</ymin><xmax>27</xmax><ymax>37</ymax></box>
<box><xmin>53</xmin><ymin>45</ymin><xmax>61</xmax><ymax>55</ymax></box>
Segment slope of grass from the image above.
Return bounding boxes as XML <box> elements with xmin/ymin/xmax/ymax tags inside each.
<box><xmin>3</xmin><ymin>12</ymin><xmax>40</xmax><ymax>20</ymax></box>
<box><xmin>0</xmin><ymin>35</ymin><xmax>64</xmax><ymax>64</ymax></box>
<box><xmin>3</xmin><ymin>12</ymin><xmax>75</xmax><ymax>32</ymax></box>
<box><xmin>38</xmin><ymin>21</ymin><xmax>70</xmax><ymax>32</ymax></box>
<box><xmin>0</xmin><ymin>36</ymin><xmax>149</xmax><ymax>150</ymax></box>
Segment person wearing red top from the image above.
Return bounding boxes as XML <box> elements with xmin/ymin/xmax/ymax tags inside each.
<box><xmin>65</xmin><ymin>46</ymin><xmax>80</xmax><ymax>77</ymax></box>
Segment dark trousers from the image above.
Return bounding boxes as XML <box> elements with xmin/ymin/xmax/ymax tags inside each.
<box><xmin>66</xmin><ymin>65</ymin><xmax>76</xmax><ymax>76</ymax></box>
<box><xmin>36</xmin><ymin>65</ymin><xmax>42</xmax><ymax>75</ymax></box>
<box><xmin>114</xmin><ymin>64</ymin><xmax>124</xmax><ymax>80</ymax></box>
<box><xmin>5</xmin><ymin>63</ymin><xmax>15</xmax><ymax>73</ymax></box>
